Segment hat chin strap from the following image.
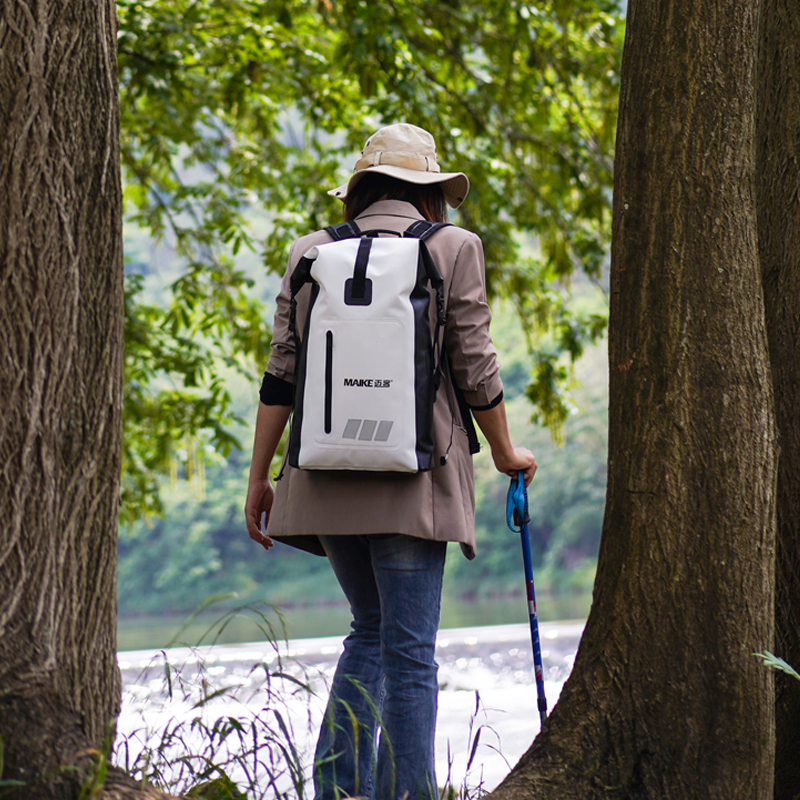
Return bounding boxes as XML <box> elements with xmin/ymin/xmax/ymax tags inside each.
<box><xmin>354</xmin><ymin>151</ymin><xmax>441</xmax><ymax>173</ymax></box>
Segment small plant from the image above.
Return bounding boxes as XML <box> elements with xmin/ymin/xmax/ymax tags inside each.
<box><xmin>438</xmin><ymin>691</ymin><xmax>508</xmax><ymax>800</ymax></box>
<box><xmin>754</xmin><ymin>651</ymin><xmax>800</xmax><ymax>681</ymax></box>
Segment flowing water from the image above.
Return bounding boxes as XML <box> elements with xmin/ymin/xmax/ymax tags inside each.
<box><xmin>117</xmin><ymin>619</ymin><xmax>583</xmax><ymax>796</ymax></box>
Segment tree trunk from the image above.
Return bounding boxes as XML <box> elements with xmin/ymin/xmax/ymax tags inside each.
<box><xmin>0</xmin><ymin>2</ymin><xmax>171</xmax><ymax>797</ymax></box>
<box><xmin>756</xmin><ymin>1</ymin><xmax>800</xmax><ymax>798</ymax></box>
<box><xmin>489</xmin><ymin>0</ymin><xmax>776</xmax><ymax>797</ymax></box>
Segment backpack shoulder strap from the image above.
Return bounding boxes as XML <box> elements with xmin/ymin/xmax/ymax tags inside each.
<box><xmin>402</xmin><ymin>221</ymin><xmax>452</xmax><ymax>398</ymax></box>
<box><xmin>325</xmin><ymin>220</ymin><xmax>362</xmax><ymax>240</ymax></box>
<box><xmin>403</xmin><ymin>220</ymin><xmax>451</xmax><ymax>241</ymax></box>
<box><xmin>288</xmin><ymin>254</ymin><xmax>315</xmax><ymax>336</ymax></box>
<box><xmin>444</xmin><ymin>353</ymin><xmax>481</xmax><ymax>456</ymax></box>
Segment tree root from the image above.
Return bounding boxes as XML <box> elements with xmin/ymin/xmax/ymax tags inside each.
<box><xmin>98</xmin><ymin>766</ymin><xmax>185</xmax><ymax>799</ymax></box>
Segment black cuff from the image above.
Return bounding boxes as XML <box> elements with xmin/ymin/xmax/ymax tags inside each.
<box><xmin>259</xmin><ymin>372</ymin><xmax>294</xmax><ymax>406</ymax></box>
<box><xmin>469</xmin><ymin>390</ymin><xmax>503</xmax><ymax>412</ymax></box>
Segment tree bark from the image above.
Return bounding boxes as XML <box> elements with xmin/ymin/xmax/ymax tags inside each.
<box><xmin>756</xmin><ymin>1</ymin><xmax>800</xmax><ymax>798</ymax></box>
<box><xmin>489</xmin><ymin>0</ymin><xmax>776</xmax><ymax>797</ymax></box>
<box><xmin>0</xmin><ymin>1</ymin><xmax>164</xmax><ymax>797</ymax></box>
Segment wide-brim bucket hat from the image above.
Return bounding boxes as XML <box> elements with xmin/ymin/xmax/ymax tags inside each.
<box><xmin>328</xmin><ymin>123</ymin><xmax>470</xmax><ymax>209</ymax></box>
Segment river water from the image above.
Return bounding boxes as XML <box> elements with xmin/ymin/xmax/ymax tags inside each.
<box><xmin>116</xmin><ymin>620</ymin><xmax>582</xmax><ymax>797</ymax></box>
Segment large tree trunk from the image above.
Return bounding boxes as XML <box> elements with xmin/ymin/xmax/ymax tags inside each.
<box><xmin>0</xmin><ymin>0</ymin><xmax>123</xmax><ymax>789</ymax></box>
<box><xmin>756</xmin><ymin>1</ymin><xmax>800</xmax><ymax>798</ymax></box>
<box><xmin>489</xmin><ymin>0</ymin><xmax>776</xmax><ymax>797</ymax></box>
<box><xmin>0</xmin><ymin>2</ymin><xmax>174</xmax><ymax>798</ymax></box>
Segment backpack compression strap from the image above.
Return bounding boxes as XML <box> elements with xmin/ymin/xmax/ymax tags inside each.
<box><xmin>402</xmin><ymin>222</ymin><xmax>450</xmax><ymax>401</ymax></box>
<box><xmin>288</xmin><ymin>255</ymin><xmax>314</xmax><ymax>336</ymax></box>
<box><xmin>404</xmin><ymin>221</ymin><xmax>450</xmax><ymax>333</ymax></box>
<box><xmin>324</xmin><ymin>220</ymin><xmax>362</xmax><ymax>240</ymax></box>
<box><xmin>289</xmin><ymin>221</ymin><xmax>363</xmax><ymax>333</ymax></box>
<box><xmin>402</xmin><ymin>220</ymin><xmax>449</xmax><ymax>313</ymax></box>
<box><xmin>403</xmin><ymin>220</ymin><xmax>451</xmax><ymax>241</ymax></box>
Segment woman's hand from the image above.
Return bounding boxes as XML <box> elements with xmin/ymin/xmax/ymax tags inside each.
<box><xmin>491</xmin><ymin>446</ymin><xmax>538</xmax><ymax>487</ymax></box>
<box><xmin>245</xmin><ymin>403</ymin><xmax>292</xmax><ymax>551</ymax></box>
<box><xmin>244</xmin><ymin>478</ymin><xmax>275</xmax><ymax>551</ymax></box>
<box><xmin>471</xmin><ymin>401</ymin><xmax>538</xmax><ymax>487</ymax></box>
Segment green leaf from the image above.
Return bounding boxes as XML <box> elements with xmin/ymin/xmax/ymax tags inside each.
<box><xmin>754</xmin><ymin>651</ymin><xmax>800</xmax><ymax>681</ymax></box>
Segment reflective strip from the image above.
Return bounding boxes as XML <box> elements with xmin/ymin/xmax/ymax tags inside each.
<box><xmin>375</xmin><ymin>421</ymin><xmax>393</xmax><ymax>441</ymax></box>
<box><xmin>342</xmin><ymin>419</ymin><xmax>362</xmax><ymax>439</ymax></box>
<box><xmin>359</xmin><ymin>420</ymin><xmax>377</xmax><ymax>441</ymax></box>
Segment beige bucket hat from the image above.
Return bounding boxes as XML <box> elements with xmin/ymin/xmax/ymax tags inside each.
<box><xmin>328</xmin><ymin>123</ymin><xmax>470</xmax><ymax>209</ymax></box>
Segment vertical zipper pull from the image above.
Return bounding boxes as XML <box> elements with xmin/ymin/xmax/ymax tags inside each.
<box><xmin>324</xmin><ymin>330</ymin><xmax>333</xmax><ymax>434</ymax></box>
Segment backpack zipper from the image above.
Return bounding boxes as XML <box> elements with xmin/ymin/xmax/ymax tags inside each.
<box><xmin>324</xmin><ymin>330</ymin><xmax>333</xmax><ymax>434</ymax></box>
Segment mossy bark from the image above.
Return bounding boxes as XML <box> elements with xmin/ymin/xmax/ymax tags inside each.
<box><xmin>488</xmin><ymin>0</ymin><xmax>777</xmax><ymax>797</ymax></box>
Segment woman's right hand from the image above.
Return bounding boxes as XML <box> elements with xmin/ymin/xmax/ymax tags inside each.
<box><xmin>492</xmin><ymin>446</ymin><xmax>538</xmax><ymax>487</ymax></box>
<box><xmin>471</xmin><ymin>401</ymin><xmax>538</xmax><ymax>487</ymax></box>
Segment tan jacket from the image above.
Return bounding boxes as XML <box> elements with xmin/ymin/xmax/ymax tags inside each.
<box><xmin>264</xmin><ymin>200</ymin><xmax>503</xmax><ymax>559</ymax></box>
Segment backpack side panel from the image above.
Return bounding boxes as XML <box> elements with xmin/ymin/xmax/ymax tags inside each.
<box><xmin>410</xmin><ymin>265</ymin><xmax>435</xmax><ymax>470</ymax></box>
<box><xmin>287</xmin><ymin>282</ymin><xmax>319</xmax><ymax>468</ymax></box>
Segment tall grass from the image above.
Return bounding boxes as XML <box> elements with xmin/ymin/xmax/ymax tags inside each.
<box><xmin>114</xmin><ymin>603</ymin><xmax>496</xmax><ymax>799</ymax></box>
<box><xmin>115</xmin><ymin>603</ymin><xmax>319</xmax><ymax>798</ymax></box>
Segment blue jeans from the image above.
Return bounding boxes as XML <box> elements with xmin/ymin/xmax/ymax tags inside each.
<box><xmin>314</xmin><ymin>534</ymin><xmax>446</xmax><ymax>800</ymax></box>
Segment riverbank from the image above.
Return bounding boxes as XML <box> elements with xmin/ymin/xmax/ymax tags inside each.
<box><xmin>117</xmin><ymin>592</ymin><xmax>592</xmax><ymax>651</ymax></box>
<box><xmin>117</xmin><ymin>620</ymin><xmax>584</xmax><ymax>795</ymax></box>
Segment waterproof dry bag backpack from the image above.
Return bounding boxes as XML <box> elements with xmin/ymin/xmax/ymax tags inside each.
<box><xmin>287</xmin><ymin>219</ymin><xmax>448</xmax><ymax>473</ymax></box>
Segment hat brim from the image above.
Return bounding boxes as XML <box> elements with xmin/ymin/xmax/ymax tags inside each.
<box><xmin>328</xmin><ymin>164</ymin><xmax>470</xmax><ymax>209</ymax></box>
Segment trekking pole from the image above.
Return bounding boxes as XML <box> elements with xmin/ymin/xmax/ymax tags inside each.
<box><xmin>507</xmin><ymin>470</ymin><xmax>548</xmax><ymax>727</ymax></box>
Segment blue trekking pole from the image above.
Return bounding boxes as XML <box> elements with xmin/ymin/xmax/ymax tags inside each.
<box><xmin>507</xmin><ymin>470</ymin><xmax>548</xmax><ymax>727</ymax></box>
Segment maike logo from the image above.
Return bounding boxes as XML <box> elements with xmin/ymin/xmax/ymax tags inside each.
<box><xmin>343</xmin><ymin>378</ymin><xmax>393</xmax><ymax>388</ymax></box>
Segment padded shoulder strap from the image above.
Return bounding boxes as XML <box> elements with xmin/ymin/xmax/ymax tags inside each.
<box><xmin>403</xmin><ymin>220</ymin><xmax>451</xmax><ymax>241</ymax></box>
<box><xmin>325</xmin><ymin>220</ymin><xmax>362</xmax><ymax>240</ymax></box>
<box><xmin>289</xmin><ymin>255</ymin><xmax>314</xmax><ymax>296</ymax></box>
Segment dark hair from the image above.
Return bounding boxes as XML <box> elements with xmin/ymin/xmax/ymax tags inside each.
<box><xmin>343</xmin><ymin>173</ymin><xmax>448</xmax><ymax>223</ymax></box>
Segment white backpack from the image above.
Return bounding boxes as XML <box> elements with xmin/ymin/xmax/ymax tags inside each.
<box><xmin>287</xmin><ymin>220</ymin><xmax>448</xmax><ymax>472</ymax></box>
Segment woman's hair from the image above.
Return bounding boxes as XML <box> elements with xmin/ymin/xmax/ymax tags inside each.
<box><xmin>342</xmin><ymin>173</ymin><xmax>448</xmax><ymax>223</ymax></box>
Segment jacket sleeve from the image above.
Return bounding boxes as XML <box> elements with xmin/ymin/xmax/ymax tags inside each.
<box><xmin>443</xmin><ymin>233</ymin><xmax>504</xmax><ymax>408</ymax></box>
<box><xmin>265</xmin><ymin>240</ymin><xmax>299</xmax><ymax>383</ymax></box>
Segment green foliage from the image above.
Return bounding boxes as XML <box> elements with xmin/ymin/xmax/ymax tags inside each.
<box><xmin>116</xmin><ymin>0</ymin><xmax>623</xmax><ymax>521</ymax></box>
<box><xmin>118</xmin><ymin>450</ymin><xmax>340</xmax><ymax>617</ymax></box>
<box><xmin>754</xmin><ymin>651</ymin><xmax>800</xmax><ymax>682</ymax></box>
<box><xmin>122</xmin><ymin>271</ymin><xmax>254</xmax><ymax>523</ymax></box>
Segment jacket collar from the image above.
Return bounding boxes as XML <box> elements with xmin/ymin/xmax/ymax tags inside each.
<box><xmin>355</xmin><ymin>199</ymin><xmax>424</xmax><ymax>222</ymax></box>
